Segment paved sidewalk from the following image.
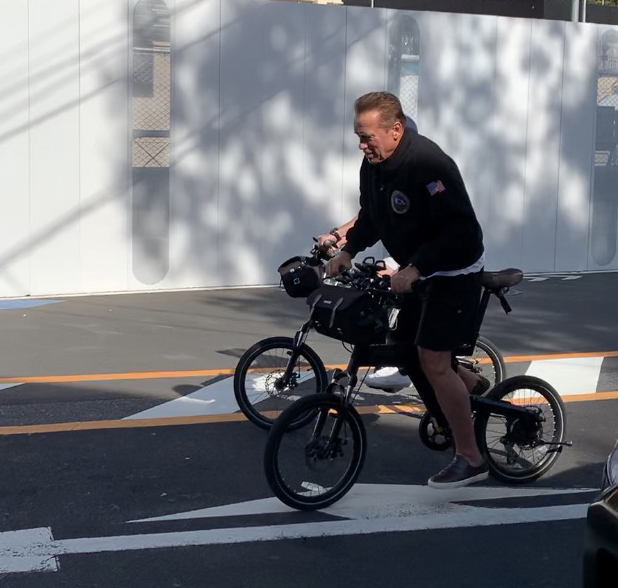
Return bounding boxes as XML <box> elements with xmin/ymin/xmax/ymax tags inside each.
<box><xmin>1</xmin><ymin>271</ymin><xmax>616</xmax><ymax>377</ymax></box>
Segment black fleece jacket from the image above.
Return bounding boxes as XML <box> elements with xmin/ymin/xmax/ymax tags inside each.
<box><xmin>341</xmin><ymin>129</ymin><xmax>484</xmax><ymax>277</ymax></box>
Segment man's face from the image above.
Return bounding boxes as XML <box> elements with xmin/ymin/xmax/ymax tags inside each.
<box><xmin>354</xmin><ymin>110</ymin><xmax>402</xmax><ymax>164</ymax></box>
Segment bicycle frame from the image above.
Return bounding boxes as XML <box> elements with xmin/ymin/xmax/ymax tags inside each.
<box><xmin>282</xmin><ymin>267</ymin><xmax>526</xmax><ymax>431</ymax></box>
<box><xmin>263</xmin><ymin>266</ymin><xmax>571</xmax><ymax>510</ymax></box>
<box><xmin>311</xmin><ymin>346</ymin><xmax>560</xmax><ymax>465</ymax></box>
<box><xmin>312</xmin><ymin>270</ymin><xmax>531</xmax><ymax>428</ymax></box>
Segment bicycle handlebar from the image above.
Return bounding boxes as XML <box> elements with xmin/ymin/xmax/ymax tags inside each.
<box><xmin>324</xmin><ymin>265</ymin><xmax>403</xmax><ymax>307</ymax></box>
<box><xmin>311</xmin><ymin>245</ymin><xmax>521</xmax><ymax>314</ymax></box>
<box><xmin>310</xmin><ymin>238</ymin><xmax>339</xmax><ymax>261</ymax></box>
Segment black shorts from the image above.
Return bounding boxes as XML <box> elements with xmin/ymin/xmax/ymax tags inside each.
<box><xmin>390</xmin><ymin>272</ymin><xmax>482</xmax><ymax>352</ymax></box>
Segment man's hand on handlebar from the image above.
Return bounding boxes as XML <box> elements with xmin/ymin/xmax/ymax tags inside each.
<box><xmin>390</xmin><ymin>265</ymin><xmax>420</xmax><ymax>294</ymax></box>
<box><xmin>326</xmin><ymin>251</ymin><xmax>353</xmax><ymax>277</ymax></box>
<box><xmin>317</xmin><ymin>232</ymin><xmax>338</xmax><ymax>249</ymax></box>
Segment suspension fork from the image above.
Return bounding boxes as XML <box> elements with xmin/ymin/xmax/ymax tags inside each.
<box><xmin>311</xmin><ymin>399</ymin><xmax>354</xmax><ymax>458</ymax></box>
<box><xmin>278</xmin><ymin>320</ymin><xmax>313</xmax><ymax>385</ymax></box>
<box><xmin>292</xmin><ymin>319</ymin><xmax>312</xmax><ymax>349</ymax></box>
<box><xmin>310</xmin><ymin>358</ymin><xmax>360</xmax><ymax>455</ymax></box>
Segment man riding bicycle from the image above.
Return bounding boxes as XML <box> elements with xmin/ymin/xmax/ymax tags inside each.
<box><xmin>326</xmin><ymin>91</ymin><xmax>488</xmax><ymax>489</ymax></box>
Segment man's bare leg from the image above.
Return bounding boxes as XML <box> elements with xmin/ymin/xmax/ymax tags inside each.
<box><xmin>418</xmin><ymin>347</ymin><xmax>484</xmax><ymax>467</ymax></box>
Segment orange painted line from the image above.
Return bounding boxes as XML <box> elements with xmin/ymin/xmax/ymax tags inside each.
<box><xmin>0</xmin><ymin>350</ymin><xmax>617</xmax><ymax>384</ymax></box>
<box><xmin>0</xmin><ymin>369</ymin><xmax>237</xmax><ymax>384</ymax></box>
<box><xmin>358</xmin><ymin>404</ymin><xmax>425</xmax><ymax>416</ymax></box>
<box><xmin>503</xmin><ymin>350</ymin><xmax>618</xmax><ymax>362</ymax></box>
<box><xmin>0</xmin><ymin>413</ymin><xmax>248</xmax><ymax>435</ymax></box>
<box><xmin>1</xmin><ymin>390</ymin><xmax>617</xmax><ymax>436</ymax></box>
<box><xmin>0</xmin><ymin>348</ymin><xmax>616</xmax><ymax>387</ymax></box>
<box><xmin>557</xmin><ymin>390</ymin><xmax>618</xmax><ymax>403</ymax></box>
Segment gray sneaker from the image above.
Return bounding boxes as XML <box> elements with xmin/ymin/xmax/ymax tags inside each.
<box><xmin>428</xmin><ymin>455</ymin><xmax>489</xmax><ymax>489</ymax></box>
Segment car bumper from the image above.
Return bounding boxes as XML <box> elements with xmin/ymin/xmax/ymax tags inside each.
<box><xmin>584</xmin><ymin>485</ymin><xmax>618</xmax><ymax>587</ymax></box>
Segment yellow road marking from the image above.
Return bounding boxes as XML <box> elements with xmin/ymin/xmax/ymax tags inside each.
<box><xmin>1</xmin><ymin>349</ymin><xmax>618</xmax><ymax>384</ymax></box>
<box><xmin>0</xmin><ymin>369</ymin><xmax>236</xmax><ymax>384</ymax></box>
<box><xmin>0</xmin><ymin>349</ymin><xmax>616</xmax><ymax>436</ymax></box>
<box><xmin>0</xmin><ymin>390</ymin><xmax>617</xmax><ymax>436</ymax></box>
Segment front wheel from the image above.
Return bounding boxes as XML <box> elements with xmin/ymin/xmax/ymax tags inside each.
<box><xmin>264</xmin><ymin>394</ymin><xmax>367</xmax><ymax>510</ymax></box>
<box><xmin>233</xmin><ymin>337</ymin><xmax>328</xmax><ymax>430</ymax></box>
<box><xmin>474</xmin><ymin>375</ymin><xmax>566</xmax><ymax>484</ymax></box>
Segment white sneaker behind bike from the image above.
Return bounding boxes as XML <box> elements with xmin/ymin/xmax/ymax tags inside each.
<box><xmin>365</xmin><ymin>366</ymin><xmax>412</xmax><ymax>391</ymax></box>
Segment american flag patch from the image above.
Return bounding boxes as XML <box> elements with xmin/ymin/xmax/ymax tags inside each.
<box><xmin>427</xmin><ymin>180</ymin><xmax>446</xmax><ymax>195</ymax></box>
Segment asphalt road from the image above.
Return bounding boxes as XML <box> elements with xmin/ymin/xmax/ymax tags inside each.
<box><xmin>0</xmin><ymin>271</ymin><xmax>616</xmax><ymax>587</ymax></box>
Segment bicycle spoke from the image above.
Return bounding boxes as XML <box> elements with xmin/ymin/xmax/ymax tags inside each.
<box><xmin>235</xmin><ymin>339</ymin><xmax>326</xmax><ymax>428</ymax></box>
<box><xmin>478</xmin><ymin>378</ymin><xmax>565</xmax><ymax>483</ymax></box>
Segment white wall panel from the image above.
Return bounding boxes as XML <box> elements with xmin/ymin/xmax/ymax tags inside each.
<box><xmin>589</xmin><ymin>26</ymin><xmax>618</xmax><ymax>271</ymax></box>
<box><xmin>259</xmin><ymin>2</ymin><xmax>310</xmax><ymax>283</ymax></box>
<box><xmin>0</xmin><ymin>0</ymin><xmax>613</xmax><ymax>297</ymax></box>
<box><xmin>342</xmin><ymin>6</ymin><xmax>389</xmax><ymax>262</ymax></box>
<box><xmin>0</xmin><ymin>3</ymin><xmax>30</xmax><ymax>296</ymax></box>
<box><xmin>218</xmin><ymin>0</ymin><xmax>268</xmax><ymax>286</ymax></box>
<box><xmin>454</xmin><ymin>15</ymin><xmax>498</xmax><ymax>250</ymax></box>
<box><xmin>417</xmin><ymin>12</ymin><xmax>461</xmax><ymax>153</ymax></box>
<box><xmin>484</xmin><ymin>17</ymin><xmax>531</xmax><ymax>271</ymax></box>
<box><xmin>299</xmin><ymin>5</ymin><xmax>347</xmax><ymax>252</ymax></box>
<box><xmin>29</xmin><ymin>0</ymin><xmax>81</xmax><ymax>295</ymax></box>
<box><xmin>522</xmin><ymin>20</ymin><xmax>565</xmax><ymax>272</ymax></box>
<box><xmin>171</xmin><ymin>0</ymin><xmax>221</xmax><ymax>288</ymax></box>
<box><xmin>557</xmin><ymin>23</ymin><xmax>597</xmax><ymax>272</ymax></box>
<box><xmin>79</xmin><ymin>0</ymin><xmax>131</xmax><ymax>293</ymax></box>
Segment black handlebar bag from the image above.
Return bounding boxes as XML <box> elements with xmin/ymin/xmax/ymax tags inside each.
<box><xmin>278</xmin><ymin>256</ymin><xmax>324</xmax><ymax>298</ymax></box>
<box><xmin>306</xmin><ymin>285</ymin><xmax>389</xmax><ymax>345</ymax></box>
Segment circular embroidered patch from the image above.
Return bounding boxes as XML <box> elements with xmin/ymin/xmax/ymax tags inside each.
<box><xmin>391</xmin><ymin>190</ymin><xmax>410</xmax><ymax>214</ymax></box>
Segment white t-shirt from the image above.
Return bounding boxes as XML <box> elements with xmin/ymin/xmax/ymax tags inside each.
<box><xmin>384</xmin><ymin>254</ymin><xmax>485</xmax><ymax>278</ymax></box>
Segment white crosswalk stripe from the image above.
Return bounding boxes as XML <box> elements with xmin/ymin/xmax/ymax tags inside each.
<box><xmin>524</xmin><ymin>274</ymin><xmax>582</xmax><ymax>282</ymax></box>
<box><xmin>124</xmin><ymin>378</ymin><xmax>239</xmax><ymax>420</ymax></box>
<box><xmin>524</xmin><ymin>357</ymin><xmax>604</xmax><ymax>396</ymax></box>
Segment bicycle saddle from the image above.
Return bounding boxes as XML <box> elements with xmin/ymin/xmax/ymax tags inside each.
<box><xmin>481</xmin><ymin>268</ymin><xmax>523</xmax><ymax>290</ymax></box>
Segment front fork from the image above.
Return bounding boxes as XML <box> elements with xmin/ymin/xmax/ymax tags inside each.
<box><xmin>309</xmin><ymin>364</ymin><xmax>359</xmax><ymax>457</ymax></box>
<box><xmin>277</xmin><ymin>320</ymin><xmax>313</xmax><ymax>388</ymax></box>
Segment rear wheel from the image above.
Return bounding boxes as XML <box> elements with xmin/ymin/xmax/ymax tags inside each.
<box><xmin>233</xmin><ymin>337</ymin><xmax>328</xmax><ymax>430</ymax></box>
<box><xmin>264</xmin><ymin>394</ymin><xmax>366</xmax><ymax>510</ymax></box>
<box><xmin>474</xmin><ymin>375</ymin><xmax>566</xmax><ymax>484</ymax></box>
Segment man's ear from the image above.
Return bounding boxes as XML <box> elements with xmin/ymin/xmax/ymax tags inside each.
<box><xmin>392</xmin><ymin>120</ymin><xmax>404</xmax><ymax>140</ymax></box>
